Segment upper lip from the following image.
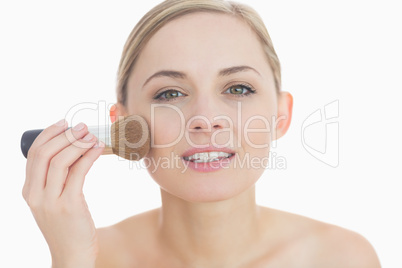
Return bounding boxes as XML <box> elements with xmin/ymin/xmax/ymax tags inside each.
<box><xmin>181</xmin><ymin>145</ymin><xmax>236</xmax><ymax>158</ymax></box>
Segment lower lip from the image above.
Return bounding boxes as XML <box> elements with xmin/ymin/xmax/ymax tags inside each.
<box><xmin>181</xmin><ymin>154</ymin><xmax>235</xmax><ymax>172</ymax></box>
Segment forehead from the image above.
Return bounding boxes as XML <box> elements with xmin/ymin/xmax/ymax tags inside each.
<box><xmin>132</xmin><ymin>12</ymin><xmax>269</xmax><ymax>76</ymax></box>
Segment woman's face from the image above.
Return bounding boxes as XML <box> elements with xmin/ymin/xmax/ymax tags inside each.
<box><xmin>123</xmin><ymin>12</ymin><xmax>283</xmax><ymax>202</ymax></box>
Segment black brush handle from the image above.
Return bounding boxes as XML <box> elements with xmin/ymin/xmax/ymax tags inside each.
<box><xmin>21</xmin><ymin>129</ymin><xmax>44</xmax><ymax>158</ymax></box>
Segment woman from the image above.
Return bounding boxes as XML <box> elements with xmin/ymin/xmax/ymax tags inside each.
<box><xmin>23</xmin><ymin>0</ymin><xmax>381</xmax><ymax>267</ymax></box>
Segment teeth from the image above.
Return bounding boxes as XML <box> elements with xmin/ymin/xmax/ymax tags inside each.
<box><xmin>183</xmin><ymin>152</ymin><xmax>233</xmax><ymax>162</ymax></box>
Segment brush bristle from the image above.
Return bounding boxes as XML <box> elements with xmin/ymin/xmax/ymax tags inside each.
<box><xmin>110</xmin><ymin>115</ymin><xmax>150</xmax><ymax>161</ymax></box>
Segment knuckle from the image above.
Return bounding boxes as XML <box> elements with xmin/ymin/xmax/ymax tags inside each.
<box><xmin>49</xmin><ymin>155</ymin><xmax>67</xmax><ymax>170</ymax></box>
<box><xmin>25</xmin><ymin>194</ymin><xmax>41</xmax><ymax>210</ymax></box>
<box><xmin>36</xmin><ymin>147</ymin><xmax>51</xmax><ymax>160</ymax></box>
<box><xmin>21</xmin><ymin>187</ymin><xmax>28</xmax><ymax>201</ymax></box>
<box><xmin>22</xmin><ymin>184</ymin><xmax>29</xmax><ymax>202</ymax></box>
<box><xmin>27</xmin><ymin>145</ymin><xmax>42</xmax><ymax>160</ymax></box>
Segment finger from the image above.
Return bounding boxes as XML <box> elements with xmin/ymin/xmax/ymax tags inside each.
<box><xmin>63</xmin><ymin>141</ymin><xmax>105</xmax><ymax>196</ymax></box>
<box><xmin>24</xmin><ymin>119</ymin><xmax>68</xmax><ymax>199</ymax></box>
<box><xmin>29</xmin><ymin>119</ymin><xmax>68</xmax><ymax>153</ymax></box>
<box><xmin>45</xmin><ymin>133</ymin><xmax>97</xmax><ymax>198</ymax></box>
<box><xmin>28</xmin><ymin>123</ymin><xmax>89</xmax><ymax>194</ymax></box>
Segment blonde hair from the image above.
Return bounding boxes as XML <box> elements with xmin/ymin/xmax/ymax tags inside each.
<box><xmin>117</xmin><ymin>0</ymin><xmax>281</xmax><ymax>106</ymax></box>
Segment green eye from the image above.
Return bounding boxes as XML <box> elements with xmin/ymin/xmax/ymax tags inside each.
<box><xmin>225</xmin><ymin>84</ymin><xmax>256</xmax><ymax>96</ymax></box>
<box><xmin>165</xmin><ymin>90</ymin><xmax>181</xmax><ymax>99</ymax></box>
<box><xmin>154</xmin><ymin>89</ymin><xmax>185</xmax><ymax>101</ymax></box>
<box><xmin>229</xmin><ymin>86</ymin><xmax>245</xmax><ymax>94</ymax></box>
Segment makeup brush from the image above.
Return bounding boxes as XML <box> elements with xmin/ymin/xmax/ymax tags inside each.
<box><xmin>21</xmin><ymin>115</ymin><xmax>150</xmax><ymax>161</ymax></box>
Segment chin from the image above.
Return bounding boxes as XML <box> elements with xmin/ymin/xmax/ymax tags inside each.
<box><xmin>181</xmin><ymin>187</ymin><xmax>241</xmax><ymax>203</ymax></box>
<box><xmin>154</xmin><ymin>169</ymin><xmax>260</xmax><ymax>203</ymax></box>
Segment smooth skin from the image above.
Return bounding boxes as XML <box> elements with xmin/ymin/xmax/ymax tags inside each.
<box><xmin>23</xmin><ymin>12</ymin><xmax>381</xmax><ymax>268</ymax></box>
<box><xmin>23</xmin><ymin>121</ymin><xmax>104</xmax><ymax>268</ymax></box>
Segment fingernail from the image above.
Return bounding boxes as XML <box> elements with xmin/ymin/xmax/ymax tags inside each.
<box><xmin>83</xmin><ymin>133</ymin><xmax>94</xmax><ymax>141</ymax></box>
<box><xmin>73</xmin><ymin>122</ymin><xmax>85</xmax><ymax>131</ymax></box>
<box><xmin>54</xmin><ymin>119</ymin><xmax>66</xmax><ymax>126</ymax></box>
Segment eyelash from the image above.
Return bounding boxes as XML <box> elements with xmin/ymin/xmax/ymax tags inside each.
<box><xmin>225</xmin><ymin>83</ymin><xmax>256</xmax><ymax>97</ymax></box>
<box><xmin>153</xmin><ymin>83</ymin><xmax>256</xmax><ymax>102</ymax></box>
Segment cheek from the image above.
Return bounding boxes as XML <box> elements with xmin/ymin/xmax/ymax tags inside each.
<box><xmin>151</xmin><ymin>106</ymin><xmax>184</xmax><ymax>147</ymax></box>
<box><xmin>240</xmin><ymin>102</ymin><xmax>274</xmax><ymax>151</ymax></box>
<box><xmin>237</xmin><ymin>114</ymin><xmax>272</xmax><ymax>177</ymax></box>
<box><xmin>242</xmin><ymin>116</ymin><xmax>272</xmax><ymax>150</ymax></box>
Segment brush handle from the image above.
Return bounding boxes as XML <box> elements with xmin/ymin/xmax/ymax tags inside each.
<box><xmin>21</xmin><ymin>129</ymin><xmax>43</xmax><ymax>158</ymax></box>
<box><xmin>21</xmin><ymin>127</ymin><xmax>113</xmax><ymax>158</ymax></box>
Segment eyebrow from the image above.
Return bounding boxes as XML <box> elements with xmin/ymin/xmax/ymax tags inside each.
<box><xmin>142</xmin><ymin>65</ymin><xmax>261</xmax><ymax>88</ymax></box>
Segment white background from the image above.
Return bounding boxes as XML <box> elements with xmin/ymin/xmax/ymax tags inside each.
<box><xmin>1</xmin><ymin>0</ymin><xmax>401</xmax><ymax>267</ymax></box>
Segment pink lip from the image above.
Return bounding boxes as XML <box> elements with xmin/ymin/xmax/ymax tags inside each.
<box><xmin>181</xmin><ymin>145</ymin><xmax>236</xmax><ymax>158</ymax></box>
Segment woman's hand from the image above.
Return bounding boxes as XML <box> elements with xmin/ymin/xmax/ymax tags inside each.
<box><xmin>22</xmin><ymin>119</ymin><xmax>104</xmax><ymax>268</ymax></box>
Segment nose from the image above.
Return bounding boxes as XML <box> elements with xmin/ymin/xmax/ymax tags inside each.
<box><xmin>188</xmin><ymin>116</ymin><xmax>225</xmax><ymax>131</ymax></box>
<box><xmin>186</xmin><ymin>97</ymin><xmax>230</xmax><ymax>132</ymax></box>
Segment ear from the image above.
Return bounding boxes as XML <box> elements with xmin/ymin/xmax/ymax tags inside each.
<box><xmin>272</xmin><ymin>91</ymin><xmax>293</xmax><ymax>141</ymax></box>
<box><xmin>109</xmin><ymin>103</ymin><xmax>128</xmax><ymax>123</ymax></box>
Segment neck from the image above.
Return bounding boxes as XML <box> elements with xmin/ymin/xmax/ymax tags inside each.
<box><xmin>157</xmin><ymin>185</ymin><xmax>262</xmax><ymax>266</ymax></box>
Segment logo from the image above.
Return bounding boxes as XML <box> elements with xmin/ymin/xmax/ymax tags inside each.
<box><xmin>301</xmin><ymin>100</ymin><xmax>339</xmax><ymax>167</ymax></box>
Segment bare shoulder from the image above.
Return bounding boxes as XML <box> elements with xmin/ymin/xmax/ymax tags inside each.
<box><xmin>95</xmin><ymin>208</ymin><xmax>160</xmax><ymax>268</ymax></box>
<box><xmin>258</xmin><ymin>207</ymin><xmax>381</xmax><ymax>267</ymax></box>
<box><xmin>311</xmin><ymin>222</ymin><xmax>381</xmax><ymax>267</ymax></box>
